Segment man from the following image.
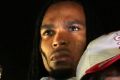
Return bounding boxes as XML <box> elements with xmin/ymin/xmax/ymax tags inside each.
<box><xmin>28</xmin><ymin>0</ymin><xmax>90</xmax><ymax>80</ymax></box>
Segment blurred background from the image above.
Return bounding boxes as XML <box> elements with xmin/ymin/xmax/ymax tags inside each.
<box><xmin>0</xmin><ymin>0</ymin><xmax>120</xmax><ymax>80</ymax></box>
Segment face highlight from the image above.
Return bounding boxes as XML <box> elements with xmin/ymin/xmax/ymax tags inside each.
<box><xmin>40</xmin><ymin>1</ymin><xmax>86</xmax><ymax>76</ymax></box>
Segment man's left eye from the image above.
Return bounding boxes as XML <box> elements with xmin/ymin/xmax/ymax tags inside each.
<box><xmin>68</xmin><ymin>25</ymin><xmax>80</xmax><ymax>31</ymax></box>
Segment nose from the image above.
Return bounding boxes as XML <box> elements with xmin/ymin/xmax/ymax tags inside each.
<box><xmin>52</xmin><ymin>32</ymin><xmax>69</xmax><ymax>48</ymax></box>
<box><xmin>52</xmin><ymin>40</ymin><xmax>68</xmax><ymax>48</ymax></box>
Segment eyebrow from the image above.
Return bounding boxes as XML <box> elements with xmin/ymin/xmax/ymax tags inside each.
<box><xmin>40</xmin><ymin>20</ymin><xmax>85</xmax><ymax>30</ymax></box>
<box><xmin>41</xmin><ymin>24</ymin><xmax>55</xmax><ymax>30</ymax></box>
<box><xmin>65</xmin><ymin>20</ymin><xmax>85</xmax><ymax>26</ymax></box>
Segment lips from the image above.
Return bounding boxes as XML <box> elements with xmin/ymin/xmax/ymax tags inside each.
<box><xmin>51</xmin><ymin>54</ymin><xmax>71</xmax><ymax>61</ymax></box>
<box><xmin>50</xmin><ymin>50</ymin><xmax>72</xmax><ymax>62</ymax></box>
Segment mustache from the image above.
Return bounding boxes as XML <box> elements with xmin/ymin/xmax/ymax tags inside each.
<box><xmin>52</xmin><ymin>48</ymin><xmax>70</xmax><ymax>55</ymax></box>
<box><xmin>50</xmin><ymin>48</ymin><xmax>71</xmax><ymax>61</ymax></box>
<box><xmin>50</xmin><ymin>48</ymin><xmax>71</xmax><ymax>60</ymax></box>
<box><xmin>41</xmin><ymin>48</ymin><xmax>71</xmax><ymax>61</ymax></box>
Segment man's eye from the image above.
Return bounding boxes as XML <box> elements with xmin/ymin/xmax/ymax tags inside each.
<box><xmin>42</xmin><ymin>30</ymin><xmax>55</xmax><ymax>36</ymax></box>
<box><xmin>68</xmin><ymin>25</ymin><xmax>80</xmax><ymax>31</ymax></box>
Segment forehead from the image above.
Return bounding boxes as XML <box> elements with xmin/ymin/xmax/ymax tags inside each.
<box><xmin>42</xmin><ymin>1</ymin><xmax>85</xmax><ymax>23</ymax></box>
<box><xmin>47</xmin><ymin>1</ymin><xmax>83</xmax><ymax>11</ymax></box>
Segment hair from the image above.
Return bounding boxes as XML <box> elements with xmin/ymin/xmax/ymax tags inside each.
<box><xmin>28</xmin><ymin>0</ymin><xmax>105</xmax><ymax>80</ymax></box>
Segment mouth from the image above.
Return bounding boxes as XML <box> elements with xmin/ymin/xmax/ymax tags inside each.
<box><xmin>51</xmin><ymin>54</ymin><xmax>71</xmax><ymax>62</ymax></box>
<box><xmin>50</xmin><ymin>50</ymin><xmax>72</xmax><ymax>62</ymax></box>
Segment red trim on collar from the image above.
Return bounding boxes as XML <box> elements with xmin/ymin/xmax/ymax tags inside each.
<box><xmin>85</xmin><ymin>54</ymin><xmax>120</xmax><ymax>74</ymax></box>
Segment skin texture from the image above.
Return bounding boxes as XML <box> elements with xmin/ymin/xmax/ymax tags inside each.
<box><xmin>40</xmin><ymin>1</ymin><xmax>86</xmax><ymax>77</ymax></box>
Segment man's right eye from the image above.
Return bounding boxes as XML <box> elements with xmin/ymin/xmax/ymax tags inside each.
<box><xmin>42</xmin><ymin>30</ymin><xmax>55</xmax><ymax>36</ymax></box>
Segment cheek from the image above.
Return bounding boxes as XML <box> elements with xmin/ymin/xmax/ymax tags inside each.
<box><xmin>70</xmin><ymin>34</ymin><xmax>86</xmax><ymax>61</ymax></box>
<box><xmin>72</xmin><ymin>28</ymin><xmax>86</xmax><ymax>44</ymax></box>
<box><xmin>76</xmin><ymin>31</ymin><xmax>86</xmax><ymax>49</ymax></box>
<box><xmin>71</xmin><ymin>32</ymin><xmax>86</xmax><ymax>49</ymax></box>
<box><xmin>77</xmin><ymin>30</ymin><xmax>86</xmax><ymax>41</ymax></box>
<box><xmin>40</xmin><ymin>39</ymin><xmax>53</xmax><ymax>56</ymax></box>
<box><xmin>40</xmin><ymin>39</ymin><xmax>53</xmax><ymax>72</ymax></box>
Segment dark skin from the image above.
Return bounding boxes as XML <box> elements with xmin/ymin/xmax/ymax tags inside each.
<box><xmin>40</xmin><ymin>1</ymin><xmax>86</xmax><ymax>79</ymax></box>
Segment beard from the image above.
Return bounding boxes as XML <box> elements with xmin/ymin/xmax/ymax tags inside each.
<box><xmin>41</xmin><ymin>50</ymin><xmax>76</xmax><ymax>79</ymax></box>
<box><xmin>49</xmin><ymin>68</ymin><xmax>75</xmax><ymax>80</ymax></box>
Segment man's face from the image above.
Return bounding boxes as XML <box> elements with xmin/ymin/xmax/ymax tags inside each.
<box><xmin>40</xmin><ymin>2</ymin><xmax>86</xmax><ymax>74</ymax></box>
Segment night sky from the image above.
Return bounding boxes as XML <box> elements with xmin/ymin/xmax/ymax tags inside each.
<box><xmin>0</xmin><ymin>0</ymin><xmax>120</xmax><ymax>80</ymax></box>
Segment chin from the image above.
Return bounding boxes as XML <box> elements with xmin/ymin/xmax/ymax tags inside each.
<box><xmin>54</xmin><ymin>64</ymin><xmax>72</xmax><ymax>70</ymax></box>
<box><xmin>49</xmin><ymin>67</ymin><xmax>75</xmax><ymax>79</ymax></box>
<box><xmin>50</xmin><ymin>60</ymin><xmax>73</xmax><ymax>70</ymax></box>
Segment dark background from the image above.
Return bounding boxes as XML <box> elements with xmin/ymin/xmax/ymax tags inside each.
<box><xmin>0</xmin><ymin>0</ymin><xmax>120</xmax><ymax>80</ymax></box>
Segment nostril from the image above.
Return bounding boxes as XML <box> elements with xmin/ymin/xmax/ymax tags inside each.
<box><xmin>53</xmin><ymin>44</ymin><xmax>57</xmax><ymax>47</ymax></box>
<box><xmin>52</xmin><ymin>40</ymin><xmax>68</xmax><ymax>48</ymax></box>
<box><xmin>61</xmin><ymin>41</ymin><xmax>66</xmax><ymax>45</ymax></box>
<box><xmin>52</xmin><ymin>42</ymin><xmax>58</xmax><ymax>48</ymax></box>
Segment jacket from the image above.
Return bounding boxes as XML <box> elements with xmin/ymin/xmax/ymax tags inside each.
<box><xmin>76</xmin><ymin>30</ymin><xmax>120</xmax><ymax>80</ymax></box>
